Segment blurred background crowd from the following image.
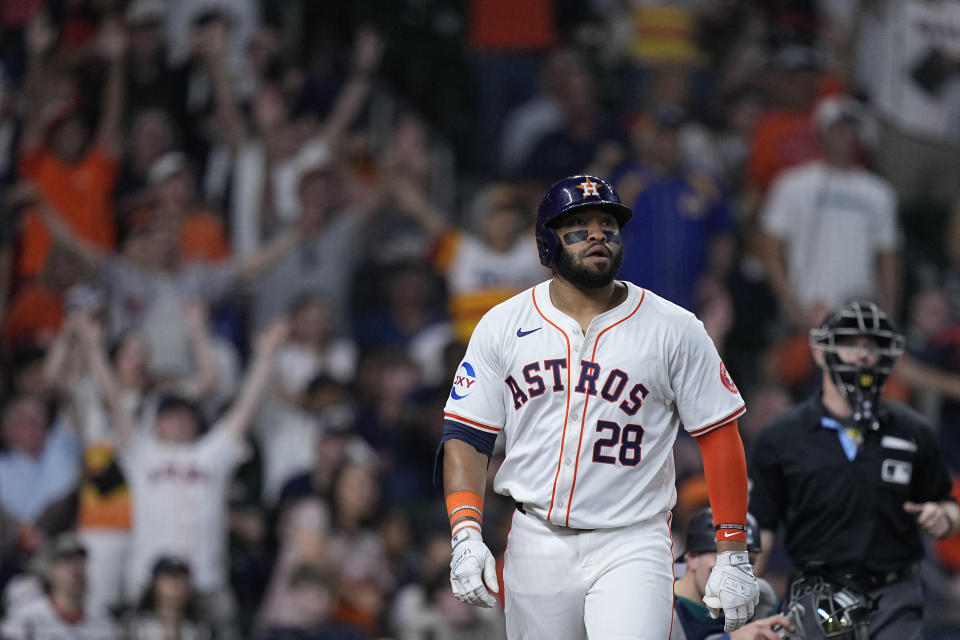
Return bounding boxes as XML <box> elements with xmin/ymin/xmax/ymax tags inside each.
<box><xmin>0</xmin><ymin>0</ymin><xmax>957</xmax><ymax>638</ymax></box>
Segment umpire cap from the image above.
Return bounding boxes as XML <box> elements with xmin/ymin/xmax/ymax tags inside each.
<box><xmin>685</xmin><ymin>507</ymin><xmax>761</xmax><ymax>555</ymax></box>
<box><xmin>535</xmin><ymin>175</ymin><xmax>632</xmax><ymax>267</ymax></box>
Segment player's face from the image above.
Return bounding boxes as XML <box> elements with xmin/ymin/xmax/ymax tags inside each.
<box><xmin>552</xmin><ymin>209</ymin><xmax>624</xmax><ymax>288</ymax></box>
<box><xmin>685</xmin><ymin>551</ymin><xmax>718</xmax><ymax>597</ymax></box>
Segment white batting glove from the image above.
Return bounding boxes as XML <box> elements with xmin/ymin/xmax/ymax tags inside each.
<box><xmin>703</xmin><ymin>550</ymin><xmax>759</xmax><ymax>632</ymax></box>
<box><xmin>450</xmin><ymin>527</ymin><xmax>499</xmax><ymax>608</ymax></box>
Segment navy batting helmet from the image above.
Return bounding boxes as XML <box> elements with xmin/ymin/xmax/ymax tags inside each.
<box><xmin>684</xmin><ymin>507</ymin><xmax>761</xmax><ymax>555</ymax></box>
<box><xmin>535</xmin><ymin>175</ymin><xmax>633</xmax><ymax>267</ymax></box>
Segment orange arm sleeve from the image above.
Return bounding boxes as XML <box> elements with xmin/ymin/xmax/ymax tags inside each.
<box><xmin>696</xmin><ymin>420</ymin><xmax>748</xmax><ymax>544</ymax></box>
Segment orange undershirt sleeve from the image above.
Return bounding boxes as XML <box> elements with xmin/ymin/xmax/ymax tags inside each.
<box><xmin>696</xmin><ymin>420</ymin><xmax>749</xmax><ymax>543</ymax></box>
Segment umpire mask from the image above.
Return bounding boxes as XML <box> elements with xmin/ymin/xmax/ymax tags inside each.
<box><xmin>809</xmin><ymin>301</ymin><xmax>905</xmax><ymax>430</ymax></box>
<box><xmin>778</xmin><ymin>577</ymin><xmax>871</xmax><ymax>640</ymax></box>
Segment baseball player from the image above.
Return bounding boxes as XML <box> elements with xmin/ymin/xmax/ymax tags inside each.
<box><xmin>438</xmin><ymin>175</ymin><xmax>759</xmax><ymax>639</ymax></box>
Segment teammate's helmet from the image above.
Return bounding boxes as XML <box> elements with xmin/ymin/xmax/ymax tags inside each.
<box><xmin>684</xmin><ymin>507</ymin><xmax>762</xmax><ymax>555</ymax></box>
<box><xmin>779</xmin><ymin>577</ymin><xmax>870</xmax><ymax>640</ymax></box>
<box><xmin>809</xmin><ymin>300</ymin><xmax>905</xmax><ymax>429</ymax></box>
<box><xmin>535</xmin><ymin>175</ymin><xmax>632</xmax><ymax>267</ymax></box>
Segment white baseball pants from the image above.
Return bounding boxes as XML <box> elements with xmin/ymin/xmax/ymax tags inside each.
<box><xmin>504</xmin><ymin>508</ymin><xmax>675</xmax><ymax>640</ymax></box>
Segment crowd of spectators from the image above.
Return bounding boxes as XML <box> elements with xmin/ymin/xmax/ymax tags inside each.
<box><xmin>0</xmin><ymin>0</ymin><xmax>958</xmax><ymax>638</ymax></box>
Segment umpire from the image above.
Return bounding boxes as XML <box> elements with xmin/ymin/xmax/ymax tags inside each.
<box><xmin>750</xmin><ymin>300</ymin><xmax>960</xmax><ymax>640</ymax></box>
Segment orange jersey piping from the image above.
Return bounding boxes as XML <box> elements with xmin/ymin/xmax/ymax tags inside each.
<box><xmin>689</xmin><ymin>405</ymin><xmax>747</xmax><ymax>437</ymax></box>
<box><xmin>532</xmin><ymin>286</ymin><xmax>573</xmax><ymax>523</ymax></box>
<box><xmin>565</xmin><ymin>289</ymin><xmax>646</xmax><ymax>525</ymax></box>
<box><xmin>444</xmin><ymin>412</ymin><xmax>502</xmax><ymax>433</ymax></box>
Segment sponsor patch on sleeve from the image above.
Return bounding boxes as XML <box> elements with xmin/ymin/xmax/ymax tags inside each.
<box><xmin>451</xmin><ymin>362</ymin><xmax>478</xmax><ymax>400</ymax></box>
<box><xmin>720</xmin><ymin>361</ymin><xmax>738</xmax><ymax>394</ymax></box>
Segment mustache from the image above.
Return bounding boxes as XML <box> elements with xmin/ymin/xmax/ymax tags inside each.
<box><xmin>582</xmin><ymin>243</ymin><xmax>613</xmax><ymax>259</ymax></box>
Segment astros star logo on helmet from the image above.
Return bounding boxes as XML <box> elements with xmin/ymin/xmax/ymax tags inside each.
<box><xmin>577</xmin><ymin>178</ymin><xmax>601</xmax><ymax>197</ymax></box>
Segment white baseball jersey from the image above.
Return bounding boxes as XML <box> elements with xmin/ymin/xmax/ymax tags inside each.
<box><xmin>761</xmin><ymin>161</ymin><xmax>899</xmax><ymax>311</ymax></box>
<box><xmin>444</xmin><ymin>280</ymin><xmax>744</xmax><ymax>530</ymax></box>
<box><xmin>0</xmin><ymin>595</ymin><xmax>120</xmax><ymax>640</ymax></box>
<box><xmin>120</xmin><ymin>423</ymin><xmax>247</xmax><ymax>596</ymax></box>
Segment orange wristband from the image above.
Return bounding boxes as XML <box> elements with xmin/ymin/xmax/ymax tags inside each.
<box><xmin>446</xmin><ymin>490</ymin><xmax>484</xmax><ymax>535</ymax></box>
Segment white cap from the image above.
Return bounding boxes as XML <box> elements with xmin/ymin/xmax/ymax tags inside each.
<box><xmin>148</xmin><ymin>151</ymin><xmax>190</xmax><ymax>186</ymax></box>
<box><xmin>812</xmin><ymin>95</ymin><xmax>878</xmax><ymax>147</ymax></box>
<box><xmin>295</xmin><ymin>139</ymin><xmax>334</xmax><ymax>184</ymax></box>
<box><xmin>813</xmin><ymin>95</ymin><xmax>862</xmax><ymax>131</ymax></box>
<box><xmin>125</xmin><ymin>0</ymin><xmax>164</xmax><ymax>26</ymax></box>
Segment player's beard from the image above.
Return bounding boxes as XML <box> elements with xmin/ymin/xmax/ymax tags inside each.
<box><xmin>554</xmin><ymin>243</ymin><xmax>624</xmax><ymax>289</ymax></box>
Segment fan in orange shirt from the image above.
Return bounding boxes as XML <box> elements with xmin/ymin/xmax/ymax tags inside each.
<box><xmin>146</xmin><ymin>151</ymin><xmax>230</xmax><ymax>264</ymax></box>
<box><xmin>1</xmin><ymin>243</ymin><xmax>86</xmax><ymax>350</ymax></box>
<box><xmin>746</xmin><ymin>44</ymin><xmax>843</xmax><ymax>195</ymax></box>
<box><xmin>16</xmin><ymin>13</ymin><xmax>126</xmax><ymax>280</ymax></box>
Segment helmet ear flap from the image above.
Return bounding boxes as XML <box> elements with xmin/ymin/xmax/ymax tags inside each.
<box><xmin>535</xmin><ymin>227</ymin><xmax>561</xmax><ymax>267</ymax></box>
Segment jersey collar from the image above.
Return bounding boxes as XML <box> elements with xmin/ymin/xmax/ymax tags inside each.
<box><xmin>534</xmin><ymin>280</ymin><xmax>644</xmax><ymax>336</ymax></box>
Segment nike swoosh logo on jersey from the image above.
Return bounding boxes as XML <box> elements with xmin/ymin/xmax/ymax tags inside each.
<box><xmin>516</xmin><ymin>327</ymin><xmax>542</xmax><ymax>337</ymax></box>
<box><xmin>722</xmin><ymin>531</ymin><xmax>741</xmax><ymax>538</ymax></box>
